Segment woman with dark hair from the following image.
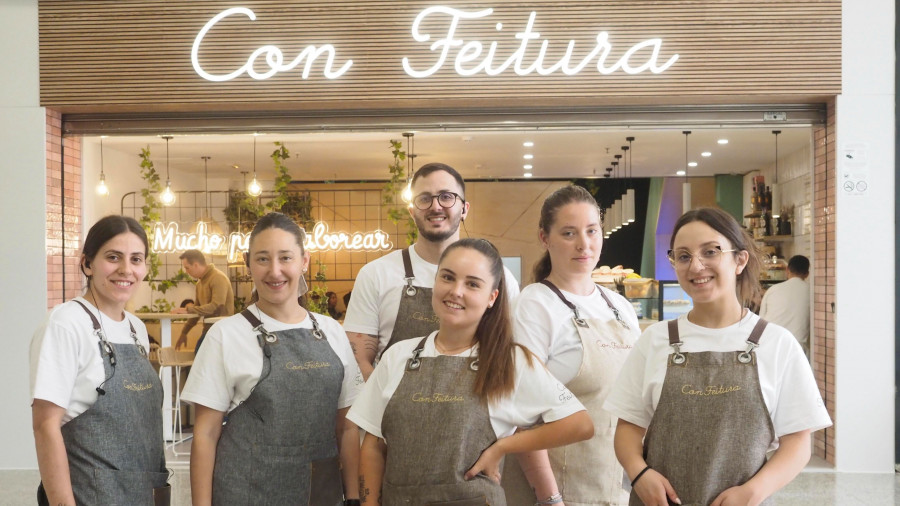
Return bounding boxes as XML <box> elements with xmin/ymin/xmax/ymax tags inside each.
<box><xmin>502</xmin><ymin>184</ymin><xmax>640</xmax><ymax>506</ymax></box>
<box><xmin>183</xmin><ymin>212</ymin><xmax>362</xmax><ymax>505</ymax></box>
<box><xmin>350</xmin><ymin>238</ymin><xmax>594</xmax><ymax>505</ymax></box>
<box><xmin>31</xmin><ymin>215</ymin><xmax>169</xmax><ymax>505</ymax></box>
<box><xmin>605</xmin><ymin>207</ymin><xmax>831</xmax><ymax>506</ymax></box>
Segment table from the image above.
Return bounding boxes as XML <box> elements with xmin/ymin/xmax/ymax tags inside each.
<box><xmin>136</xmin><ymin>312</ymin><xmax>198</xmax><ymax>440</ymax></box>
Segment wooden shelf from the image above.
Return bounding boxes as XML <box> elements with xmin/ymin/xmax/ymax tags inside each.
<box><xmin>757</xmin><ymin>235</ymin><xmax>793</xmax><ymax>243</ymax></box>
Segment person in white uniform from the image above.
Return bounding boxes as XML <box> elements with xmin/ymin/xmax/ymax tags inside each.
<box><xmin>183</xmin><ymin>212</ymin><xmax>362</xmax><ymax>505</ymax></box>
<box><xmin>605</xmin><ymin>208</ymin><xmax>831</xmax><ymax>506</ymax></box>
<box><xmin>502</xmin><ymin>185</ymin><xmax>640</xmax><ymax>506</ymax></box>
<box><xmin>31</xmin><ymin>215</ymin><xmax>168</xmax><ymax>506</ymax></box>
<box><xmin>343</xmin><ymin>162</ymin><xmax>519</xmax><ymax>379</ymax></box>
<box><xmin>759</xmin><ymin>255</ymin><xmax>811</xmax><ymax>357</ymax></box>
<box><xmin>349</xmin><ymin>238</ymin><xmax>593</xmax><ymax>505</ymax></box>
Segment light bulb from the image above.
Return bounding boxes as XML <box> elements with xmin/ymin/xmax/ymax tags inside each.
<box><xmin>401</xmin><ymin>180</ymin><xmax>413</xmax><ymax>202</ymax></box>
<box><xmin>159</xmin><ymin>180</ymin><xmax>176</xmax><ymax>206</ymax></box>
<box><xmin>96</xmin><ymin>174</ymin><xmax>109</xmax><ymax>196</ymax></box>
<box><xmin>248</xmin><ymin>176</ymin><xmax>262</xmax><ymax>197</ymax></box>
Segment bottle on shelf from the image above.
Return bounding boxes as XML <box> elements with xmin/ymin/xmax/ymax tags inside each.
<box><xmin>764</xmin><ymin>211</ymin><xmax>772</xmax><ymax>236</ymax></box>
<box><xmin>750</xmin><ymin>187</ymin><xmax>758</xmax><ymax>214</ymax></box>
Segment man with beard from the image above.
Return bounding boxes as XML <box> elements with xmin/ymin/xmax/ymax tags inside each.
<box><xmin>343</xmin><ymin>162</ymin><xmax>520</xmax><ymax>379</ymax></box>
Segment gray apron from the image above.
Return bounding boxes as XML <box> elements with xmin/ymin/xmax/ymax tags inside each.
<box><xmin>381</xmin><ymin>338</ymin><xmax>504</xmax><ymax>505</ymax></box>
<box><xmin>38</xmin><ymin>300</ymin><xmax>168</xmax><ymax>506</ymax></box>
<box><xmin>503</xmin><ymin>281</ymin><xmax>633</xmax><ymax>506</ymax></box>
<box><xmin>382</xmin><ymin>248</ymin><xmax>440</xmax><ymax>355</ymax></box>
<box><xmin>630</xmin><ymin>318</ymin><xmax>775</xmax><ymax>506</ymax></box>
<box><xmin>212</xmin><ymin>309</ymin><xmax>344</xmax><ymax>506</ymax></box>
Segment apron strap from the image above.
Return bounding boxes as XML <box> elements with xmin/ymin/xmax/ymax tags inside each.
<box><xmin>667</xmin><ymin>319</ymin><xmax>681</xmax><ymax>346</ymax></box>
<box><xmin>401</xmin><ymin>248</ymin><xmax>417</xmax><ymax>296</ymax></box>
<box><xmin>747</xmin><ymin>318</ymin><xmax>769</xmax><ymax>345</ymax></box>
<box><xmin>406</xmin><ymin>336</ymin><xmax>429</xmax><ymax>371</ymax></box>
<box><xmin>73</xmin><ymin>299</ymin><xmax>137</xmax><ymax>336</ymax></box>
<box><xmin>540</xmin><ymin>279</ymin><xmax>629</xmax><ymax>329</ymax></box>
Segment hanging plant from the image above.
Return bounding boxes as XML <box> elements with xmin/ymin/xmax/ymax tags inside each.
<box><xmin>136</xmin><ymin>146</ymin><xmax>193</xmax><ymax>312</ymax></box>
<box><xmin>263</xmin><ymin>142</ymin><xmax>314</xmax><ymax>228</ymax></box>
<box><xmin>382</xmin><ymin>140</ymin><xmax>417</xmax><ymax>245</ymax></box>
<box><xmin>224</xmin><ymin>190</ymin><xmax>265</xmax><ymax>233</ymax></box>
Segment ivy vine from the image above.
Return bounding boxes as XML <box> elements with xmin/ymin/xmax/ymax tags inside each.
<box><xmin>382</xmin><ymin>140</ymin><xmax>417</xmax><ymax>245</ymax></box>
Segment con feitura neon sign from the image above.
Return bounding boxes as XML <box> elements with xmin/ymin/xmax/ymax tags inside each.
<box><xmin>192</xmin><ymin>6</ymin><xmax>679</xmax><ymax>81</ymax></box>
<box><xmin>153</xmin><ymin>222</ymin><xmax>394</xmax><ymax>263</ymax></box>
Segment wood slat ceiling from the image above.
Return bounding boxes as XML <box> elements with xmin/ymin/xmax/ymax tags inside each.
<box><xmin>39</xmin><ymin>0</ymin><xmax>841</xmax><ymax>112</ymax></box>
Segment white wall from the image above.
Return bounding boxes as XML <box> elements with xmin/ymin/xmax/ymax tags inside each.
<box><xmin>0</xmin><ymin>0</ymin><xmax>43</xmax><ymax>469</ymax></box>
<box><xmin>835</xmin><ymin>0</ymin><xmax>895</xmax><ymax>472</ymax></box>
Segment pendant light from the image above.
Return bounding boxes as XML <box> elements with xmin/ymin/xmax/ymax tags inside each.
<box><xmin>401</xmin><ymin>132</ymin><xmax>415</xmax><ymax>203</ymax></box>
<box><xmin>625</xmin><ymin>136</ymin><xmax>636</xmax><ymax>223</ymax></box>
<box><xmin>159</xmin><ymin>135</ymin><xmax>176</xmax><ymax>206</ymax></box>
<box><xmin>96</xmin><ymin>136</ymin><xmax>109</xmax><ymax>196</ymax></box>
<box><xmin>771</xmin><ymin>130</ymin><xmax>782</xmax><ymax>219</ymax></box>
<box><xmin>614</xmin><ymin>154</ymin><xmax>628</xmax><ymax>227</ymax></box>
<box><xmin>247</xmin><ymin>134</ymin><xmax>262</xmax><ymax>197</ymax></box>
<box><xmin>682</xmin><ymin>131</ymin><xmax>692</xmax><ymax>213</ymax></box>
<box><xmin>191</xmin><ymin>156</ymin><xmax>225</xmax><ymax>240</ymax></box>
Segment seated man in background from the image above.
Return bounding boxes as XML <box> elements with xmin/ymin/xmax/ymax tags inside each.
<box><xmin>173</xmin><ymin>249</ymin><xmax>234</xmax><ymax>352</ymax></box>
<box><xmin>760</xmin><ymin>255</ymin><xmax>811</xmax><ymax>358</ymax></box>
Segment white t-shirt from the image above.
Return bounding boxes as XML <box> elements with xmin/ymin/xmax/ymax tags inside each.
<box><xmin>342</xmin><ymin>244</ymin><xmax>521</xmax><ymax>354</ymax></box>
<box><xmin>30</xmin><ymin>297</ymin><xmax>152</xmax><ymax>423</ymax></box>
<box><xmin>604</xmin><ymin>312</ymin><xmax>832</xmax><ymax>439</ymax></box>
<box><xmin>181</xmin><ymin>305</ymin><xmax>363</xmax><ymax>413</ymax></box>
<box><xmin>514</xmin><ymin>282</ymin><xmax>641</xmax><ymax>384</ymax></box>
<box><xmin>347</xmin><ymin>332</ymin><xmax>585</xmax><ymax>440</ymax></box>
<box><xmin>759</xmin><ymin>277</ymin><xmax>810</xmax><ymax>349</ymax></box>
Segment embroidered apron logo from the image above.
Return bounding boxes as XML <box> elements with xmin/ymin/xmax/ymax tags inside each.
<box><xmin>681</xmin><ymin>384</ymin><xmax>743</xmax><ymax>396</ymax></box>
<box><xmin>123</xmin><ymin>380</ymin><xmax>154</xmax><ymax>392</ymax></box>
<box><xmin>412</xmin><ymin>392</ymin><xmax>465</xmax><ymax>403</ymax></box>
<box><xmin>410</xmin><ymin>311</ymin><xmax>440</xmax><ymax>324</ymax></box>
<box><xmin>595</xmin><ymin>340</ymin><xmax>633</xmax><ymax>350</ymax></box>
<box><xmin>285</xmin><ymin>361</ymin><xmax>332</xmax><ymax>371</ymax></box>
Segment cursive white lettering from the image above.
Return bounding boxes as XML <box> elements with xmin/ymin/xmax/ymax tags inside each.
<box><xmin>402</xmin><ymin>7</ymin><xmax>679</xmax><ymax>78</ymax></box>
<box><xmin>192</xmin><ymin>7</ymin><xmax>353</xmax><ymax>82</ymax></box>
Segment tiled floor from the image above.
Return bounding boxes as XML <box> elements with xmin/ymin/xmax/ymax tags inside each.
<box><xmin>3</xmin><ymin>449</ymin><xmax>897</xmax><ymax>505</ymax></box>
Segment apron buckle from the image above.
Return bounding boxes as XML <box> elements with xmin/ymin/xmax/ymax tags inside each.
<box><xmin>738</xmin><ymin>341</ymin><xmax>758</xmax><ymax>364</ymax></box>
<box><xmin>404</xmin><ymin>279</ymin><xmax>418</xmax><ymax>297</ymax></box>
<box><xmin>671</xmin><ymin>342</ymin><xmax>686</xmax><ymax>365</ymax></box>
<box><xmin>469</xmin><ymin>359</ymin><xmax>479</xmax><ymax>371</ymax></box>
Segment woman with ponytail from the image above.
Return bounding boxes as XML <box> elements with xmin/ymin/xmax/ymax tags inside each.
<box><xmin>31</xmin><ymin>215</ymin><xmax>169</xmax><ymax>505</ymax></box>
<box><xmin>502</xmin><ymin>185</ymin><xmax>640</xmax><ymax>506</ymax></box>
<box><xmin>350</xmin><ymin>238</ymin><xmax>593</xmax><ymax>505</ymax></box>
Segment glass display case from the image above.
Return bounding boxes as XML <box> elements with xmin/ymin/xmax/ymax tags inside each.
<box><xmin>658</xmin><ymin>280</ymin><xmax>693</xmax><ymax>320</ymax></box>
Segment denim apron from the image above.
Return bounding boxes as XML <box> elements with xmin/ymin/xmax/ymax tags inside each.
<box><xmin>381</xmin><ymin>338</ymin><xmax>504</xmax><ymax>505</ymax></box>
<box><xmin>38</xmin><ymin>300</ymin><xmax>168</xmax><ymax>506</ymax></box>
<box><xmin>503</xmin><ymin>281</ymin><xmax>634</xmax><ymax>505</ymax></box>
<box><xmin>212</xmin><ymin>309</ymin><xmax>344</xmax><ymax>505</ymax></box>
<box><xmin>381</xmin><ymin>248</ymin><xmax>440</xmax><ymax>356</ymax></box>
<box><xmin>630</xmin><ymin>318</ymin><xmax>775</xmax><ymax>506</ymax></box>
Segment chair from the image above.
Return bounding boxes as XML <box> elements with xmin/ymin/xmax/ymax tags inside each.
<box><xmin>157</xmin><ymin>347</ymin><xmax>195</xmax><ymax>455</ymax></box>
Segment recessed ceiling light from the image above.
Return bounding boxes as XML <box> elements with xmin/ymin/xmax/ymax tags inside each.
<box><xmin>524</xmin><ymin>164</ymin><xmax>533</xmax><ymax>169</ymax></box>
<box><xmin>523</xmin><ymin>154</ymin><xmax>534</xmax><ymax>159</ymax></box>
<box><xmin>688</xmin><ymin>162</ymin><xmax>698</xmax><ymax>167</ymax></box>
<box><xmin>717</xmin><ymin>139</ymin><xmax>729</xmax><ymax>145</ymax></box>
<box><xmin>523</xmin><ymin>172</ymin><xmax>533</xmax><ymax>178</ymax></box>
<box><xmin>676</xmin><ymin>170</ymin><xmax>686</xmax><ymax>176</ymax></box>
<box><xmin>701</xmin><ymin>151</ymin><xmax>712</xmax><ymax>157</ymax></box>
<box><xmin>523</xmin><ymin>141</ymin><xmax>534</xmax><ymax>147</ymax></box>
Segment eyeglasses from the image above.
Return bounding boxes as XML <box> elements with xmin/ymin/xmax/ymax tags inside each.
<box><xmin>667</xmin><ymin>246</ymin><xmax>737</xmax><ymax>269</ymax></box>
<box><xmin>413</xmin><ymin>191</ymin><xmax>464</xmax><ymax>210</ymax></box>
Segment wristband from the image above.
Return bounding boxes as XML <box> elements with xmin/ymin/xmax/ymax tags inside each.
<box><xmin>344</xmin><ymin>500</ymin><xmax>361</xmax><ymax>506</ymax></box>
<box><xmin>535</xmin><ymin>493</ymin><xmax>563</xmax><ymax>505</ymax></box>
<box><xmin>630</xmin><ymin>465</ymin><xmax>652</xmax><ymax>487</ymax></box>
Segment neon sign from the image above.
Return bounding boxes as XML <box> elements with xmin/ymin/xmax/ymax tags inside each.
<box><xmin>153</xmin><ymin>222</ymin><xmax>394</xmax><ymax>262</ymax></box>
<box><xmin>192</xmin><ymin>6</ymin><xmax>679</xmax><ymax>82</ymax></box>
<box><xmin>191</xmin><ymin>7</ymin><xmax>353</xmax><ymax>82</ymax></box>
<box><xmin>402</xmin><ymin>7</ymin><xmax>679</xmax><ymax>78</ymax></box>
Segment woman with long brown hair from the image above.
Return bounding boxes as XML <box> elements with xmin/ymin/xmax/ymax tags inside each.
<box><xmin>349</xmin><ymin>238</ymin><xmax>593</xmax><ymax>505</ymax></box>
<box><xmin>503</xmin><ymin>184</ymin><xmax>640</xmax><ymax>506</ymax></box>
<box><xmin>606</xmin><ymin>207</ymin><xmax>831</xmax><ymax>506</ymax></box>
